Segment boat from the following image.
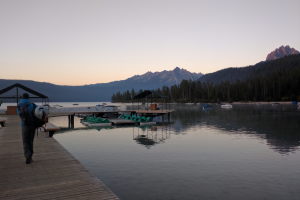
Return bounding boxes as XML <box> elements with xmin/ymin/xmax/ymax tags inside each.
<box><xmin>96</xmin><ymin>104</ymin><xmax>119</xmax><ymax>112</ymax></box>
<box><xmin>271</xmin><ymin>102</ymin><xmax>280</xmax><ymax>107</ymax></box>
<box><xmin>103</xmin><ymin>105</ymin><xmax>119</xmax><ymax>111</ymax></box>
<box><xmin>81</xmin><ymin>116</ymin><xmax>112</xmax><ymax>127</ymax></box>
<box><xmin>221</xmin><ymin>103</ymin><xmax>233</xmax><ymax>109</ymax></box>
<box><xmin>96</xmin><ymin>103</ymin><xmax>107</xmax><ymax>107</ymax></box>
<box><xmin>202</xmin><ymin>104</ymin><xmax>213</xmax><ymax>111</ymax></box>
<box><xmin>52</xmin><ymin>104</ymin><xmax>63</xmax><ymax>108</ymax></box>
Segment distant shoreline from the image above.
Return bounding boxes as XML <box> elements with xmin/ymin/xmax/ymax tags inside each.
<box><xmin>232</xmin><ymin>101</ymin><xmax>295</xmax><ymax>105</ymax></box>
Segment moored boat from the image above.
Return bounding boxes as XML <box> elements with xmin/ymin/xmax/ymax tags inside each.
<box><xmin>202</xmin><ymin>104</ymin><xmax>213</xmax><ymax>111</ymax></box>
<box><xmin>221</xmin><ymin>103</ymin><xmax>233</xmax><ymax>109</ymax></box>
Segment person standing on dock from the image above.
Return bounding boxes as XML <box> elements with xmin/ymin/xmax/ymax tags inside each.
<box><xmin>17</xmin><ymin>93</ymin><xmax>38</xmax><ymax>164</ymax></box>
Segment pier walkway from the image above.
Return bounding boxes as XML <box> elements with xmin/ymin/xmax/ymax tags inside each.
<box><xmin>0</xmin><ymin>116</ymin><xmax>119</xmax><ymax>200</ymax></box>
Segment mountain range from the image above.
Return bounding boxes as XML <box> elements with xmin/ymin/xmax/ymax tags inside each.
<box><xmin>199</xmin><ymin>45</ymin><xmax>300</xmax><ymax>84</ymax></box>
<box><xmin>0</xmin><ymin>45</ymin><xmax>299</xmax><ymax>102</ymax></box>
<box><xmin>266</xmin><ymin>45</ymin><xmax>299</xmax><ymax>61</ymax></box>
<box><xmin>0</xmin><ymin>68</ymin><xmax>202</xmax><ymax>101</ymax></box>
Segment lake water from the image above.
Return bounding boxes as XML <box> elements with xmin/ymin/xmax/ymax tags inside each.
<box><xmin>52</xmin><ymin>103</ymin><xmax>300</xmax><ymax>200</ymax></box>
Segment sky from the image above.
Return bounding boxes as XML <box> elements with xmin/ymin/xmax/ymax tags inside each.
<box><xmin>0</xmin><ymin>0</ymin><xmax>299</xmax><ymax>85</ymax></box>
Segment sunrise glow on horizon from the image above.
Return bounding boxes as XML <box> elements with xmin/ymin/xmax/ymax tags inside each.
<box><xmin>1</xmin><ymin>0</ymin><xmax>300</xmax><ymax>85</ymax></box>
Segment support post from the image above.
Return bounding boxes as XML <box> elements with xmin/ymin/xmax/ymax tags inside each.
<box><xmin>71</xmin><ymin>115</ymin><xmax>75</xmax><ymax>129</ymax></box>
<box><xmin>68</xmin><ymin>115</ymin><xmax>75</xmax><ymax>129</ymax></box>
<box><xmin>16</xmin><ymin>87</ymin><xmax>19</xmax><ymax>104</ymax></box>
<box><xmin>68</xmin><ymin>115</ymin><xmax>71</xmax><ymax>128</ymax></box>
<box><xmin>49</xmin><ymin>131</ymin><xmax>54</xmax><ymax>137</ymax></box>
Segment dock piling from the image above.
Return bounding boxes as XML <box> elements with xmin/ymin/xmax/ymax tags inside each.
<box><xmin>68</xmin><ymin>114</ymin><xmax>75</xmax><ymax>129</ymax></box>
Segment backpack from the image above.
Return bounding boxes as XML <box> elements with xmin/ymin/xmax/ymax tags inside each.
<box><xmin>33</xmin><ymin>105</ymin><xmax>48</xmax><ymax>128</ymax></box>
<box><xmin>18</xmin><ymin>103</ymin><xmax>47</xmax><ymax>128</ymax></box>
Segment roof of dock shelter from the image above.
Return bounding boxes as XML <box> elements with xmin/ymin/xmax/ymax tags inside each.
<box><xmin>0</xmin><ymin>83</ymin><xmax>48</xmax><ymax>100</ymax></box>
<box><xmin>133</xmin><ymin>90</ymin><xmax>152</xmax><ymax>99</ymax></box>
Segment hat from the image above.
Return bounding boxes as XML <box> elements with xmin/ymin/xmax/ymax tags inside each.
<box><xmin>22</xmin><ymin>93</ymin><xmax>29</xmax><ymax>99</ymax></box>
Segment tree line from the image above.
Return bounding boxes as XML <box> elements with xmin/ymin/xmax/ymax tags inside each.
<box><xmin>112</xmin><ymin>56</ymin><xmax>300</xmax><ymax>103</ymax></box>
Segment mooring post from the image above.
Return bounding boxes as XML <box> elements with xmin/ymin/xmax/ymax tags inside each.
<box><xmin>68</xmin><ymin>115</ymin><xmax>74</xmax><ymax>128</ymax></box>
<box><xmin>168</xmin><ymin>113</ymin><xmax>171</xmax><ymax>123</ymax></box>
<box><xmin>68</xmin><ymin>115</ymin><xmax>71</xmax><ymax>128</ymax></box>
<box><xmin>67</xmin><ymin>115</ymin><xmax>75</xmax><ymax>129</ymax></box>
<box><xmin>49</xmin><ymin>131</ymin><xmax>54</xmax><ymax>137</ymax></box>
<box><xmin>71</xmin><ymin>114</ymin><xmax>75</xmax><ymax>128</ymax></box>
<box><xmin>68</xmin><ymin>115</ymin><xmax>75</xmax><ymax>129</ymax></box>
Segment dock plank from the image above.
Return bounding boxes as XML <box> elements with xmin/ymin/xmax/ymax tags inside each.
<box><xmin>0</xmin><ymin>116</ymin><xmax>119</xmax><ymax>200</ymax></box>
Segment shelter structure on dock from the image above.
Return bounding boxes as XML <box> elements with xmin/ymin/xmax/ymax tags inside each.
<box><xmin>0</xmin><ymin>83</ymin><xmax>48</xmax><ymax>103</ymax></box>
<box><xmin>131</xmin><ymin>90</ymin><xmax>172</xmax><ymax>122</ymax></box>
<box><xmin>0</xmin><ymin>83</ymin><xmax>48</xmax><ymax>114</ymax></box>
<box><xmin>133</xmin><ymin>90</ymin><xmax>171</xmax><ymax>111</ymax></box>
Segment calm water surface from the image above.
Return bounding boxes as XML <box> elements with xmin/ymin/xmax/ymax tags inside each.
<box><xmin>54</xmin><ymin>104</ymin><xmax>300</xmax><ymax>200</ymax></box>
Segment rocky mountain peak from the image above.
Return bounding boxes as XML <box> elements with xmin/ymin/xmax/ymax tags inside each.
<box><xmin>129</xmin><ymin>67</ymin><xmax>202</xmax><ymax>85</ymax></box>
<box><xmin>173</xmin><ymin>67</ymin><xmax>181</xmax><ymax>72</ymax></box>
<box><xmin>266</xmin><ymin>45</ymin><xmax>299</xmax><ymax>61</ymax></box>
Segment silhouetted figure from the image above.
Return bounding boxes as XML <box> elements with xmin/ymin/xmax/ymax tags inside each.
<box><xmin>17</xmin><ymin>93</ymin><xmax>37</xmax><ymax>164</ymax></box>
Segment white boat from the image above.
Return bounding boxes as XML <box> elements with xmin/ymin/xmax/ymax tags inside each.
<box><xmin>96</xmin><ymin>104</ymin><xmax>119</xmax><ymax>112</ymax></box>
<box><xmin>221</xmin><ymin>103</ymin><xmax>233</xmax><ymax>109</ymax></box>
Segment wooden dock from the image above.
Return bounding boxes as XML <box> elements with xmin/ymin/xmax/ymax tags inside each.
<box><xmin>110</xmin><ymin>119</ymin><xmax>137</xmax><ymax>125</ymax></box>
<box><xmin>49</xmin><ymin>108</ymin><xmax>173</xmax><ymax>128</ymax></box>
<box><xmin>0</xmin><ymin>115</ymin><xmax>119</xmax><ymax>200</ymax></box>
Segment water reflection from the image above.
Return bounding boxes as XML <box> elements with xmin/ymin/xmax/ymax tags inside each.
<box><xmin>54</xmin><ymin>104</ymin><xmax>300</xmax><ymax>200</ymax></box>
<box><xmin>171</xmin><ymin>104</ymin><xmax>300</xmax><ymax>154</ymax></box>
<box><xmin>132</xmin><ymin>126</ymin><xmax>170</xmax><ymax>148</ymax></box>
<box><xmin>52</xmin><ymin>104</ymin><xmax>300</xmax><ymax>155</ymax></box>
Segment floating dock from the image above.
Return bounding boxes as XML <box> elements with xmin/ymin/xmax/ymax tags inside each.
<box><xmin>0</xmin><ymin>116</ymin><xmax>119</xmax><ymax>200</ymax></box>
<box><xmin>81</xmin><ymin>119</ymin><xmax>158</xmax><ymax>127</ymax></box>
<box><xmin>49</xmin><ymin>108</ymin><xmax>173</xmax><ymax>128</ymax></box>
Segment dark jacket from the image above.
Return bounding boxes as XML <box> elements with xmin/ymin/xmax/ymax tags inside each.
<box><xmin>17</xmin><ymin>99</ymin><xmax>36</xmax><ymax>127</ymax></box>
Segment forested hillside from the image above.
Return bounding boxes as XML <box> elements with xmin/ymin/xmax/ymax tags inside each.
<box><xmin>112</xmin><ymin>55</ymin><xmax>300</xmax><ymax>102</ymax></box>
